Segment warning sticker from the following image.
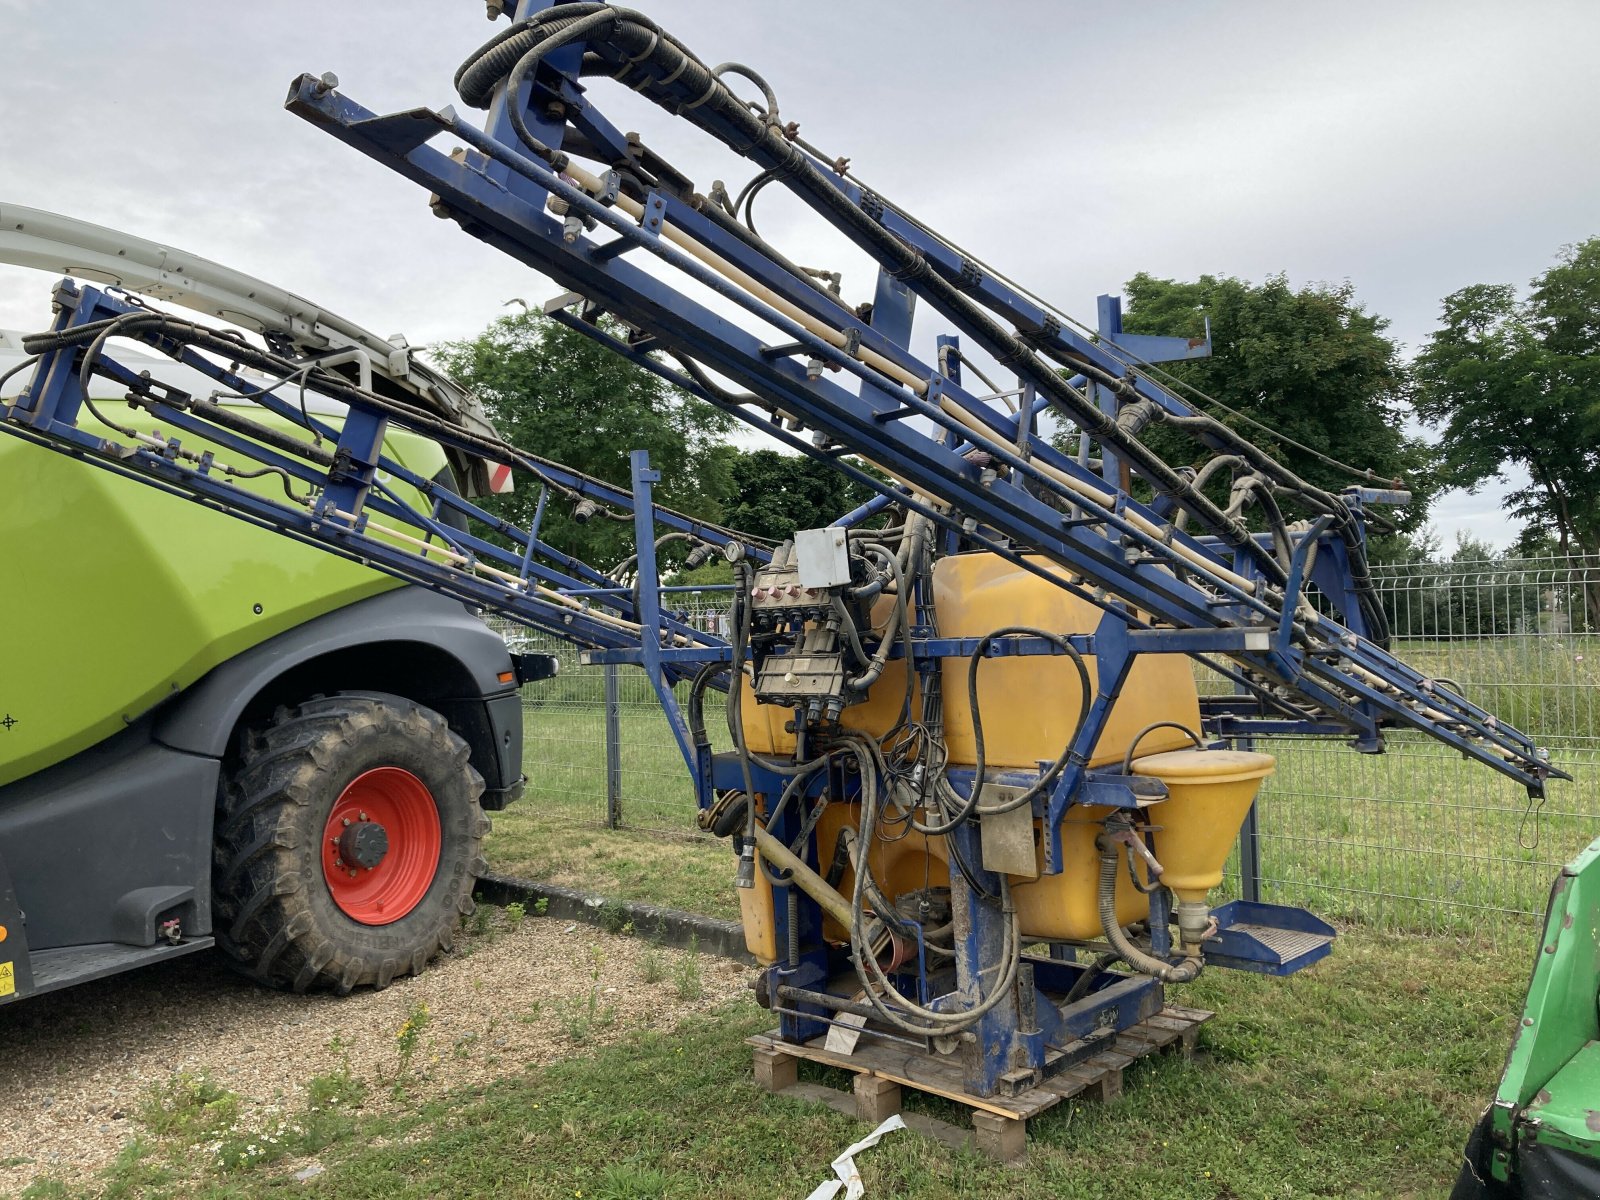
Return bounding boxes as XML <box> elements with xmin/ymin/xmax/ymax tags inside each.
<box><xmin>0</xmin><ymin>961</ymin><xmax>13</xmax><ymax>998</ymax></box>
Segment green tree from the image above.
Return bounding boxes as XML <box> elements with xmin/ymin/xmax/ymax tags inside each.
<box><xmin>1115</xmin><ymin>272</ymin><xmax>1433</xmax><ymax>547</ymax></box>
<box><xmin>1411</xmin><ymin>238</ymin><xmax>1600</xmax><ymax>622</ymax></box>
<box><xmin>431</xmin><ymin>309</ymin><xmax>735</xmax><ymax>567</ymax></box>
<box><xmin>719</xmin><ymin>449</ymin><xmax>880</xmax><ymax>542</ymax></box>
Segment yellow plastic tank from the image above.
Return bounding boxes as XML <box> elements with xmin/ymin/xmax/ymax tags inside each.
<box><xmin>739</xmin><ymin>552</ymin><xmax>1204</xmax><ymax>768</ymax></box>
<box><xmin>1131</xmin><ymin>749</ymin><xmax>1277</xmax><ymax>906</ymax></box>
<box><xmin>811</xmin><ymin>803</ymin><xmax>950</xmax><ymax>944</ymax></box>
<box><xmin>928</xmin><ymin>552</ymin><xmax>1203</xmax><ymax>768</ymax></box>
<box><xmin>735</xmin><ymin>552</ymin><xmax>1237</xmax><ymax>950</ymax></box>
<box><xmin>1008</xmin><ymin>804</ymin><xmax>1154</xmax><ymax>940</ymax></box>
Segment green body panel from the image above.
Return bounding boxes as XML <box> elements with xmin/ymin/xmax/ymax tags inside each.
<box><xmin>1523</xmin><ymin>1041</ymin><xmax>1600</xmax><ymax>1156</ymax></box>
<box><xmin>1490</xmin><ymin>836</ymin><xmax>1600</xmax><ymax>1179</ymax></box>
<box><xmin>0</xmin><ymin>403</ymin><xmax>449</xmax><ymax>788</ymax></box>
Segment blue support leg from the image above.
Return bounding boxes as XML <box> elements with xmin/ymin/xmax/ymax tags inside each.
<box><xmin>945</xmin><ymin>821</ymin><xmax>1023</xmax><ymax>1097</ymax></box>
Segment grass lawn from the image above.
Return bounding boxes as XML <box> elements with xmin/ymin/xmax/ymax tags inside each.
<box><xmin>464</xmin><ymin>704</ymin><xmax>1565</xmax><ymax>1197</ymax></box>
<box><xmin>29</xmin><ymin>929</ymin><xmax>1530</xmax><ymax>1199</ymax></box>
<box><xmin>489</xmin><ymin>811</ymin><xmax>739</xmax><ymax>921</ymax></box>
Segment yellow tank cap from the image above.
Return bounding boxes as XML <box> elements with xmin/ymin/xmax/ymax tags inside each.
<box><xmin>1129</xmin><ymin>748</ymin><xmax>1276</xmax><ymax>785</ymax></box>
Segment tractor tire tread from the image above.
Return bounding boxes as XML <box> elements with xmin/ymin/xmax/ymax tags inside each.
<box><xmin>213</xmin><ymin>693</ymin><xmax>487</xmax><ymax>994</ymax></box>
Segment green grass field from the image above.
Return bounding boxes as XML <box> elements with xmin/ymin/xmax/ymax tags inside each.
<box><xmin>28</xmin><ymin>642</ymin><xmax>1576</xmax><ymax>1198</ymax></box>
<box><xmin>22</xmin><ymin>916</ymin><xmax>1535</xmax><ymax>1198</ymax></box>
<box><xmin>490</xmin><ymin>705</ymin><xmax>737</xmax><ymax>919</ymax></box>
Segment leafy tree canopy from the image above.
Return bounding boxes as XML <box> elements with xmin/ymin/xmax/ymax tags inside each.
<box><xmin>1116</xmin><ymin>272</ymin><xmax>1434</xmax><ymax>544</ymax></box>
<box><xmin>431</xmin><ymin>309</ymin><xmax>735</xmax><ymax>567</ymax></box>
<box><xmin>718</xmin><ymin>449</ymin><xmax>881</xmax><ymax>543</ymax></box>
<box><xmin>1411</xmin><ymin>238</ymin><xmax>1600</xmax><ymax>563</ymax></box>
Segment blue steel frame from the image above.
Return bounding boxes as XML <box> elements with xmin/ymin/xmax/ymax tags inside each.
<box><xmin>0</xmin><ymin>3</ymin><xmax>1564</xmax><ymax>1097</ymax></box>
<box><xmin>4</xmin><ymin>279</ymin><xmax>1337</xmax><ymax>1095</ymax></box>
<box><xmin>276</xmin><ymin>56</ymin><xmax>1557</xmax><ymax>796</ymax></box>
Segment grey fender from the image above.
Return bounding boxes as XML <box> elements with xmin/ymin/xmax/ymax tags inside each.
<box><xmin>153</xmin><ymin>587</ymin><xmax>523</xmax><ymax>797</ymax></box>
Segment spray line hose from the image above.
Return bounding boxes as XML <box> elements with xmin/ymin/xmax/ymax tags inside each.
<box><xmin>1095</xmin><ymin>824</ymin><xmax>1201</xmax><ymax>985</ymax></box>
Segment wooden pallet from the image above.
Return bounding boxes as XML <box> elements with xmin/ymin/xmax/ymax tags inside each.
<box><xmin>748</xmin><ymin>1005</ymin><xmax>1212</xmax><ymax>1163</ymax></box>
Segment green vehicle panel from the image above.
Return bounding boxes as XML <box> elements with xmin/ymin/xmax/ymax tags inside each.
<box><xmin>1</xmin><ymin>397</ymin><xmax>447</xmax><ymax>787</ymax></box>
<box><xmin>1454</xmin><ymin>836</ymin><xmax>1600</xmax><ymax>1197</ymax></box>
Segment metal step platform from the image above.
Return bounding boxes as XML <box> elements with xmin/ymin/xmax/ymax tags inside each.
<box><xmin>20</xmin><ymin>939</ymin><xmax>215</xmax><ymax>1001</ymax></box>
<box><xmin>1204</xmin><ymin>900</ymin><xmax>1337</xmax><ymax>975</ymax></box>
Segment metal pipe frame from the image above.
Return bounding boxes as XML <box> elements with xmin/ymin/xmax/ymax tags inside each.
<box><xmin>276</xmin><ymin>57</ymin><xmax>1557</xmax><ymax>796</ymax></box>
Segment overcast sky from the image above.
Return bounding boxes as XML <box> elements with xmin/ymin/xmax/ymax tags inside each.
<box><xmin>3</xmin><ymin>0</ymin><xmax>1596</xmax><ymax>549</ymax></box>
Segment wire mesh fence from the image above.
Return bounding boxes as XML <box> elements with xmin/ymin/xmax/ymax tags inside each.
<box><xmin>1233</xmin><ymin>554</ymin><xmax>1600</xmax><ymax>936</ymax></box>
<box><xmin>493</xmin><ymin>556</ymin><xmax>1600</xmax><ymax>941</ymax></box>
<box><xmin>494</xmin><ymin>603</ymin><xmax>729</xmax><ymax>838</ymax></box>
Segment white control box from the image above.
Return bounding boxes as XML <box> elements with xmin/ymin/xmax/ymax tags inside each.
<box><xmin>794</xmin><ymin>526</ymin><xmax>852</xmax><ymax>588</ymax></box>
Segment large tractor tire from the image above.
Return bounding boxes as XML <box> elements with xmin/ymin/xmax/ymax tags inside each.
<box><xmin>213</xmin><ymin>692</ymin><xmax>489</xmax><ymax>993</ymax></box>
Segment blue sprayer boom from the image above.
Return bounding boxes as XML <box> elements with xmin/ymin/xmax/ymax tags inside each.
<box><xmin>0</xmin><ymin>1</ymin><xmax>1565</xmax><ymax>1143</ymax></box>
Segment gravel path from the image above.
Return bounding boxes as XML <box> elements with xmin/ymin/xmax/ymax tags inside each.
<box><xmin>0</xmin><ymin>914</ymin><xmax>750</xmax><ymax>1191</ymax></box>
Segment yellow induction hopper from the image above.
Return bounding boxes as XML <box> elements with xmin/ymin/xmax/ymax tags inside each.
<box><xmin>1130</xmin><ymin>749</ymin><xmax>1277</xmax><ymax>905</ymax></box>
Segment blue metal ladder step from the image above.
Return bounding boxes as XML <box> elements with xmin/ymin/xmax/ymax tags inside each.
<box><xmin>1204</xmin><ymin>900</ymin><xmax>1336</xmax><ymax>975</ymax></box>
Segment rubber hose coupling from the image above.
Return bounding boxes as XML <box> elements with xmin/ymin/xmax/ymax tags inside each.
<box><xmin>735</xmin><ymin>842</ymin><xmax>757</xmax><ymax>890</ymax></box>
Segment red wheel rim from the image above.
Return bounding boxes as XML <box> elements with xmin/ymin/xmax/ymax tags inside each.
<box><xmin>321</xmin><ymin>767</ymin><xmax>441</xmax><ymax>925</ymax></box>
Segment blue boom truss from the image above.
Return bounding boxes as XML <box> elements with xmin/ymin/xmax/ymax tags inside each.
<box><xmin>0</xmin><ymin>0</ymin><xmax>1564</xmax><ymax>1101</ymax></box>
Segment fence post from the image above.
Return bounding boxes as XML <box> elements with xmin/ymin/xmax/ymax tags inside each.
<box><xmin>603</xmin><ymin>663</ymin><xmax>623</xmax><ymax>829</ymax></box>
<box><xmin>1238</xmin><ymin>796</ymin><xmax>1261</xmax><ymax>904</ymax></box>
<box><xmin>1234</xmin><ymin>719</ymin><xmax>1262</xmax><ymax>902</ymax></box>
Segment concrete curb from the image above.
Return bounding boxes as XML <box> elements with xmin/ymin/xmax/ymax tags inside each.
<box><xmin>475</xmin><ymin>872</ymin><xmax>755</xmax><ymax>965</ymax></box>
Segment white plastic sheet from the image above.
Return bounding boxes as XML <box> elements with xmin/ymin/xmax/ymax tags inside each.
<box><xmin>803</xmin><ymin>1113</ymin><xmax>909</xmax><ymax>1200</ymax></box>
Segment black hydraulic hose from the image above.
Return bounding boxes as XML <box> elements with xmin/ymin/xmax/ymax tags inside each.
<box><xmin>687</xmin><ymin>660</ymin><xmax>728</xmax><ymax>745</ymax></box>
<box><xmin>757</xmin><ymin>758</ymin><xmax>830</xmax><ymax>888</ymax></box>
<box><xmin>762</xmin><ymin>754</ymin><xmax>828</xmax><ymax>834</ymax></box>
<box><xmin>711</xmin><ymin>61</ymin><xmax>779</xmax><ymax>121</ymax></box>
<box><xmin>0</xmin><ymin>353</ymin><xmax>41</xmax><ymax>400</ymax></box>
<box><xmin>1062</xmin><ymin>952</ymin><xmax>1119</xmax><ymax>1006</ymax></box>
<box><xmin>965</xmin><ymin>627</ymin><xmax>1091</xmax><ymax>815</ymax></box>
<box><xmin>841</xmin><ymin>735</ymin><xmax>1022</xmax><ymax>1037</ymax></box>
<box><xmin>831</xmin><ymin>596</ymin><xmax>870</xmax><ymax>663</ymax></box>
<box><xmin>846</xmin><ymin>543</ymin><xmax>904</xmax><ymax>691</ymax></box>
<box><xmin>1165</xmin><ymin>411</ymin><xmax>1352</xmax><ymax>519</ymax></box>
<box><xmin>913</xmin><ymin>626</ymin><xmax>1091</xmax><ymax>837</ymax></box>
<box><xmin>1159</xmin><ymin>410</ymin><xmax>1389</xmax><ymax>643</ymax></box>
<box><xmin>455</xmin><ymin>5</ymin><xmax>627</xmax><ymax>107</ymax></box>
<box><xmin>1228</xmin><ymin>476</ymin><xmax>1294</xmax><ymax>572</ymax></box>
<box><xmin>1119</xmin><ymin>721</ymin><xmax>1204</xmax><ymax>776</ymax></box>
<box><xmin>499</xmin><ymin>10</ymin><xmax>639</xmax><ymax>173</ymax></box>
<box><xmin>1096</xmin><ymin>839</ymin><xmax>1200</xmax><ymax>984</ymax></box>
